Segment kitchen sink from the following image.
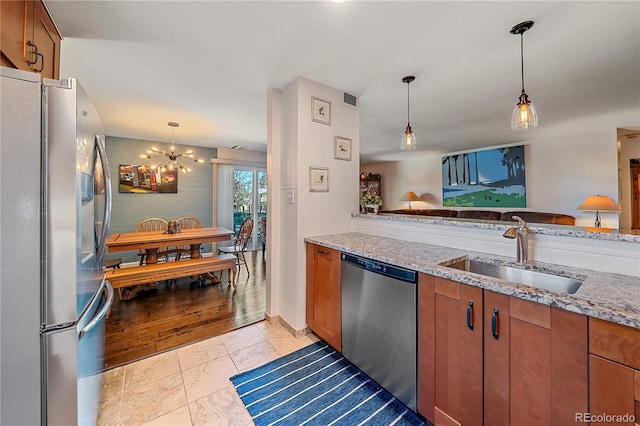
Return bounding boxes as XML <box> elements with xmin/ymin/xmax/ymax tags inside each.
<box><xmin>442</xmin><ymin>259</ymin><xmax>584</xmax><ymax>295</ymax></box>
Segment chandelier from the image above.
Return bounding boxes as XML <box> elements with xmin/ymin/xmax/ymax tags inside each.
<box><xmin>140</xmin><ymin>122</ymin><xmax>203</xmax><ymax>173</ymax></box>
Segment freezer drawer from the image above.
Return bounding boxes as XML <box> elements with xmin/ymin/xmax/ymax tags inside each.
<box><xmin>43</xmin><ymin>281</ymin><xmax>113</xmax><ymax>426</ymax></box>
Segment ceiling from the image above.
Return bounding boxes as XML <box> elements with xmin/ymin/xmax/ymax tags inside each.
<box><xmin>46</xmin><ymin>1</ymin><xmax>640</xmax><ymax>163</ymax></box>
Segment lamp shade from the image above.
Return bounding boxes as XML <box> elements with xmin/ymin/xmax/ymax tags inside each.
<box><xmin>400</xmin><ymin>191</ymin><xmax>420</xmax><ymax>209</ymax></box>
<box><xmin>577</xmin><ymin>195</ymin><xmax>619</xmax><ymax>228</ymax></box>
<box><xmin>577</xmin><ymin>195</ymin><xmax>619</xmax><ymax>212</ymax></box>
<box><xmin>400</xmin><ymin>191</ymin><xmax>420</xmax><ymax>202</ymax></box>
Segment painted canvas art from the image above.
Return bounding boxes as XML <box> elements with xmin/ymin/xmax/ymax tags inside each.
<box><xmin>119</xmin><ymin>165</ymin><xmax>178</xmax><ymax>194</ymax></box>
<box><xmin>442</xmin><ymin>145</ymin><xmax>526</xmax><ymax>207</ymax></box>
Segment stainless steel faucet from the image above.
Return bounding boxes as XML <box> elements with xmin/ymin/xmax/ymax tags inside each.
<box><xmin>503</xmin><ymin>215</ymin><xmax>531</xmax><ymax>263</ymax></box>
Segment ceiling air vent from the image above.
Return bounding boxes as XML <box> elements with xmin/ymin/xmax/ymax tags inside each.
<box><xmin>344</xmin><ymin>92</ymin><xmax>357</xmax><ymax>107</ymax></box>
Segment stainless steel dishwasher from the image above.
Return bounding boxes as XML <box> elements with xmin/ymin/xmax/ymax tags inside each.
<box><xmin>341</xmin><ymin>252</ymin><xmax>418</xmax><ymax>411</ymax></box>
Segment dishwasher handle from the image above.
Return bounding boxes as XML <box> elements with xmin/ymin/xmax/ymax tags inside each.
<box><xmin>341</xmin><ymin>252</ymin><xmax>417</xmax><ymax>283</ymax></box>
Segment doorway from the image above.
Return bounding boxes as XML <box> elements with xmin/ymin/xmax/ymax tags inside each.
<box><xmin>233</xmin><ymin>168</ymin><xmax>267</xmax><ymax>250</ymax></box>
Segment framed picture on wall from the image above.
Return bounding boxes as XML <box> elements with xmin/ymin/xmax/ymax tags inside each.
<box><xmin>311</xmin><ymin>97</ymin><xmax>331</xmax><ymax>125</ymax></box>
<box><xmin>118</xmin><ymin>164</ymin><xmax>178</xmax><ymax>194</ymax></box>
<box><xmin>441</xmin><ymin>145</ymin><xmax>525</xmax><ymax>207</ymax></box>
<box><xmin>309</xmin><ymin>166</ymin><xmax>329</xmax><ymax>192</ymax></box>
<box><xmin>334</xmin><ymin>136</ymin><xmax>352</xmax><ymax>161</ymax></box>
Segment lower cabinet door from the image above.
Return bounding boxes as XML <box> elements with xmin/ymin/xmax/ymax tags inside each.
<box><xmin>305</xmin><ymin>243</ymin><xmax>341</xmax><ymax>351</ymax></box>
<box><xmin>434</xmin><ymin>278</ymin><xmax>483</xmax><ymax>426</ymax></box>
<box><xmin>589</xmin><ymin>355</ymin><xmax>637</xmax><ymax>426</ymax></box>
<box><xmin>417</xmin><ymin>273</ymin><xmax>436</xmax><ymax>423</ymax></box>
<box><xmin>484</xmin><ymin>297</ymin><xmax>588</xmax><ymax>426</ymax></box>
<box><xmin>483</xmin><ymin>291</ymin><xmax>510</xmax><ymax>426</ymax></box>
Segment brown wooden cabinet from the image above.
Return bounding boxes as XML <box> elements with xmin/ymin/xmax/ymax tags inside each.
<box><xmin>418</xmin><ymin>275</ymin><xmax>588</xmax><ymax>425</ymax></box>
<box><xmin>305</xmin><ymin>243</ymin><xmax>341</xmax><ymax>351</ymax></box>
<box><xmin>433</xmin><ymin>277</ymin><xmax>483</xmax><ymax>426</ymax></box>
<box><xmin>418</xmin><ymin>273</ymin><xmax>436</xmax><ymax>423</ymax></box>
<box><xmin>1</xmin><ymin>0</ymin><xmax>61</xmax><ymax>79</ymax></box>
<box><xmin>485</xmin><ymin>297</ymin><xmax>589</xmax><ymax>426</ymax></box>
<box><xmin>589</xmin><ymin>318</ymin><xmax>640</xmax><ymax>426</ymax></box>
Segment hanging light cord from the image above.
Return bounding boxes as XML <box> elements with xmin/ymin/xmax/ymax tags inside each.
<box><xmin>519</xmin><ymin>32</ymin><xmax>525</xmax><ymax>95</ymax></box>
<box><xmin>407</xmin><ymin>81</ymin><xmax>411</xmax><ymax>125</ymax></box>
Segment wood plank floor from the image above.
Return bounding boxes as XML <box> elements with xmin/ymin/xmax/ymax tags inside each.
<box><xmin>103</xmin><ymin>250</ymin><xmax>266</xmax><ymax>370</ymax></box>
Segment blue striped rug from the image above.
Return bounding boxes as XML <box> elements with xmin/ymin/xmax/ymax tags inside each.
<box><xmin>230</xmin><ymin>341</ymin><xmax>426</xmax><ymax>426</ymax></box>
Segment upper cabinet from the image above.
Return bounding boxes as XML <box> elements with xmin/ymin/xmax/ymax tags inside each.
<box><xmin>1</xmin><ymin>0</ymin><xmax>61</xmax><ymax>79</ymax></box>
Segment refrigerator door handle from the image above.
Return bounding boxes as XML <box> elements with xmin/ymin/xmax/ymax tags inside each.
<box><xmin>78</xmin><ymin>279</ymin><xmax>113</xmax><ymax>340</ymax></box>
<box><xmin>95</xmin><ymin>134</ymin><xmax>112</xmax><ymax>264</ymax></box>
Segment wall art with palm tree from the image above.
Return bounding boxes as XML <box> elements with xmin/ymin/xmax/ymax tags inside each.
<box><xmin>441</xmin><ymin>145</ymin><xmax>526</xmax><ymax>207</ymax></box>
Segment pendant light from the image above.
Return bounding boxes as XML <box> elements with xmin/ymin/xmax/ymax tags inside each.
<box><xmin>401</xmin><ymin>75</ymin><xmax>417</xmax><ymax>151</ymax></box>
<box><xmin>510</xmin><ymin>21</ymin><xmax>538</xmax><ymax>131</ymax></box>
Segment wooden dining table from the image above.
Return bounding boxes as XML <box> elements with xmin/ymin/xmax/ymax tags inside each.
<box><xmin>106</xmin><ymin>226</ymin><xmax>235</xmax><ymax>264</ymax></box>
<box><xmin>106</xmin><ymin>227</ymin><xmax>235</xmax><ymax>298</ymax></box>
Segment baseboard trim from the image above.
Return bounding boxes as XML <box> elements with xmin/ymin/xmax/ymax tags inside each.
<box><xmin>266</xmin><ymin>314</ymin><xmax>311</xmax><ymax>339</ymax></box>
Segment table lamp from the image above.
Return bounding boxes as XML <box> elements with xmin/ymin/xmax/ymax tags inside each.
<box><xmin>400</xmin><ymin>191</ymin><xmax>420</xmax><ymax>209</ymax></box>
<box><xmin>577</xmin><ymin>195</ymin><xmax>620</xmax><ymax>228</ymax></box>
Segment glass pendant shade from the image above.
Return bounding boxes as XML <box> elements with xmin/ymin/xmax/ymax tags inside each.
<box><xmin>402</xmin><ymin>124</ymin><xmax>417</xmax><ymax>151</ymax></box>
<box><xmin>511</xmin><ymin>92</ymin><xmax>538</xmax><ymax>130</ymax></box>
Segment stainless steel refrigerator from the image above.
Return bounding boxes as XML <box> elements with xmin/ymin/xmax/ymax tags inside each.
<box><xmin>0</xmin><ymin>66</ymin><xmax>114</xmax><ymax>425</ymax></box>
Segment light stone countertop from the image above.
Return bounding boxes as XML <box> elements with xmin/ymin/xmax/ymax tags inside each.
<box><xmin>305</xmin><ymin>232</ymin><xmax>640</xmax><ymax>330</ymax></box>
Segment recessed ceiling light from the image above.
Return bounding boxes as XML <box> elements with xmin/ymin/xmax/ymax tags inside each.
<box><xmin>331</xmin><ymin>0</ymin><xmax>347</xmax><ymax>3</ymax></box>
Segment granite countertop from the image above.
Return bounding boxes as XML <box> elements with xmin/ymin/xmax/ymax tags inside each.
<box><xmin>305</xmin><ymin>232</ymin><xmax>640</xmax><ymax>329</ymax></box>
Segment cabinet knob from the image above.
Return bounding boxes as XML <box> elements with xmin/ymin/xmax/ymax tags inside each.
<box><xmin>466</xmin><ymin>300</ymin><xmax>474</xmax><ymax>330</ymax></box>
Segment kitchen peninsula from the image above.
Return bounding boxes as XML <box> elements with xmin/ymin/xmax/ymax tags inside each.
<box><xmin>306</xmin><ymin>232</ymin><xmax>640</xmax><ymax>327</ymax></box>
<box><xmin>305</xmin><ymin>229</ymin><xmax>640</xmax><ymax>425</ymax></box>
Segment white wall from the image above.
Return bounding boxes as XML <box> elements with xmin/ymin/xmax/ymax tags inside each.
<box><xmin>364</xmin><ymin>129</ymin><xmax>621</xmax><ymax>228</ymax></box>
<box><xmin>352</xmin><ymin>216</ymin><xmax>640</xmax><ymax>277</ymax></box>
<box><xmin>268</xmin><ymin>78</ymin><xmax>360</xmax><ymax>330</ymax></box>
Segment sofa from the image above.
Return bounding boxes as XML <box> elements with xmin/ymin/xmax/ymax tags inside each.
<box><xmin>380</xmin><ymin>209</ymin><xmax>576</xmax><ymax>226</ymax></box>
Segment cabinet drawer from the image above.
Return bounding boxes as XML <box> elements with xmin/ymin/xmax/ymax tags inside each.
<box><xmin>589</xmin><ymin>318</ymin><xmax>640</xmax><ymax>370</ymax></box>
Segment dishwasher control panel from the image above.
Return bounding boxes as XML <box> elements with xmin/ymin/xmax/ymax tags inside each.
<box><xmin>341</xmin><ymin>253</ymin><xmax>417</xmax><ymax>283</ymax></box>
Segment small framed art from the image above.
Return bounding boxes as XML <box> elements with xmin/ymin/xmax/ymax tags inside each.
<box><xmin>309</xmin><ymin>166</ymin><xmax>329</xmax><ymax>192</ymax></box>
<box><xmin>311</xmin><ymin>97</ymin><xmax>331</xmax><ymax>125</ymax></box>
<box><xmin>334</xmin><ymin>136</ymin><xmax>352</xmax><ymax>161</ymax></box>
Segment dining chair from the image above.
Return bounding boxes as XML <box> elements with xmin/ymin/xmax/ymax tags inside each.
<box><xmin>135</xmin><ymin>217</ymin><xmax>169</xmax><ymax>265</ymax></box>
<box><xmin>218</xmin><ymin>217</ymin><xmax>254</xmax><ymax>277</ymax></box>
<box><xmin>260</xmin><ymin>216</ymin><xmax>267</xmax><ymax>253</ymax></box>
<box><xmin>176</xmin><ymin>216</ymin><xmax>202</xmax><ymax>230</ymax></box>
<box><xmin>175</xmin><ymin>216</ymin><xmax>202</xmax><ymax>257</ymax></box>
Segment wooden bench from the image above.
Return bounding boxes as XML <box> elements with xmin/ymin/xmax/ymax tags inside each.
<box><xmin>106</xmin><ymin>254</ymin><xmax>238</xmax><ymax>300</ymax></box>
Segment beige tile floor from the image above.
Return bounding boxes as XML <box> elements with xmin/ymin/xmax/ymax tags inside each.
<box><xmin>97</xmin><ymin>320</ymin><xmax>318</xmax><ymax>426</ymax></box>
